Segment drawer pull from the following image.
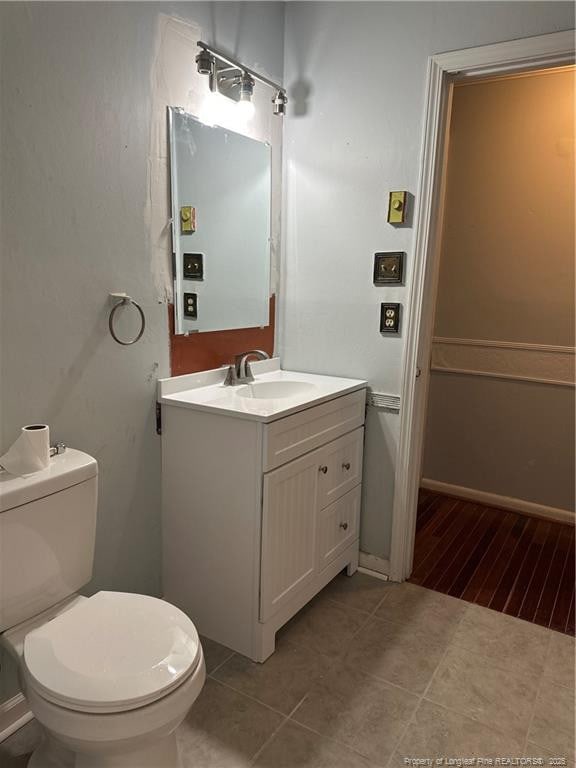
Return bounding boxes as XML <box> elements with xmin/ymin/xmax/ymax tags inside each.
<box><xmin>319</xmin><ymin>465</ymin><xmax>328</xmax><ymax>474</ymax></box>
<box><xmin>342</xmin><ymin>462</ymin><xmax>351</xmax><ymax>471</ymax></box>
<box><xmin>339</xmin><ymin>522</ymin><xmax>349</xmax><ymax>531</ymax></box>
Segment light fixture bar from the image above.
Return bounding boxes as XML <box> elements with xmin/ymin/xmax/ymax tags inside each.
<box><xmin>197</xmin><ymin>41</ymin><xmax>286</xmax><ymax>100</ymax></box>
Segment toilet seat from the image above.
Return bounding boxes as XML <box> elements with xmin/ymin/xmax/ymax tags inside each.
<box><xmin>23</xmin><ymin>591</ymin><xmax>201</xmax><ymax>714</ymax></box>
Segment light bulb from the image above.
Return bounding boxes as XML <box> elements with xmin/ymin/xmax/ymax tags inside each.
<box><xmin>236</xmin><ymin>99</ymin><xmax>255</xmax><ymax>122</ymax></box>
<box><xmin>199</xmin><ymin>91</ymin><xmax>234</xmax><ymax>127</ymax></box>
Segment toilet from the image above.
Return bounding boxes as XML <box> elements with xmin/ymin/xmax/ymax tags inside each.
<box><xmin>0</xmin><ymin>448</ymin><xmax>205</xmax><ymax>768</ymax></box>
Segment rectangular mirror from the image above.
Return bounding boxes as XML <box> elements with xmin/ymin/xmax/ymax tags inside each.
<box><xmin>168</xmin><ymin>108</ymin><xmax>272</xmax><ymax>335</ymax></box>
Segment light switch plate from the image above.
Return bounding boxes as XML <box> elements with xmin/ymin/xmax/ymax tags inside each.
<box><xmin>387</xmin><ymin>191</ymin><xmax>407</xmax><ymax>224</ymax></box>
<box><xmin>180</xmin><ymin>206</ymin><xmax>196</xmax><ymax>234</ymax></box>
<box><xmin>380</xmin><ymin>303</ymin><xmax>401</xmax><ymax>334</ymax></box>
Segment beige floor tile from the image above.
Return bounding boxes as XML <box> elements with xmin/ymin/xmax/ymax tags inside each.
<box><xmin>427</xmin><ymin>645</ymin><xmax>539</xmax><ymax>743</ymax></box>
<box><xmin>279</xmin><ymin>592</ymin><xmax>368</xmax><ymax>659</ymax></box>
<box><xmin>212</xmin><ymin>638</ymin><xmax>334</xmax><ymax>714</ymax></box>
<box><xmin>343</xmin><ymin>616</ymin><xmax>448</xmax><ymax>694</ymax></box>
<box><xmin>292</xmin><ymin>665</ymin><xmax>418</xmax><ymax>765</ymax></box>
<box><xmin>177</xmin><ymin>678</ymin><xmax>284</xmax><ymax>768</ymax></box>
<box><xmin>542</xmin><ymin>632</ymin><xmax>575</xmax><ymax>689</ymax></box>
<box><xmin>320</xmin><ymin>571</ymin><xmax>391</xmax><ymax>614</ymax></box>
<box><xmin>528</xmin><ymin>678</ymin><xmax>575</xmax><ymax>760</ymax></box>
<box><xmin>200</xmin><ymin>635</ymin><xmax>234</xmax><ymax>675</ymax></box>
<box><xmin>451</xmin><ymin>604</ymin><xmax>551</xmax><ymax>678</ymax></box>
<box><xmin>254</xmin><ymin>720</ymin><xmax>379</xmax><ymax>768</ymax></box>
<box><xmin>390</xmin><ymin>700</ymin><xmax>524</xmax><ymax>765</ymax></box>
<box><xmin>374</xmin><ymin>583</ymin><xmax>467</xmax><ymax>642</ymax></box>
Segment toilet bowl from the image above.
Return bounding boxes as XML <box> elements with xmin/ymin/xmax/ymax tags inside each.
<box><xmin>2</xmin><ymin>591</ymin><xmax>205</xmax><ymax>768</ymax></box>
<box><xmin>0</xmin><ymin>448</ymin><xmax>206</xmax><ymax>766</ymax></box>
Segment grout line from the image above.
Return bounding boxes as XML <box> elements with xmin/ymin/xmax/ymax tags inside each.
<box><xmin>281</xmin><ymin>716</ymin><xmax>390</xmax><ymax>768</ymax></box>
<box><xmin>249</xmin><ymin>696</ymin><xmax>313</xmax><ymax>766</ymax></box>
<box><xmin>206</xmin><ymin>649</ymin><xmax>236</xmax><ymax>678</ymax></box>
<box><xmin>383</xmin><ymin>606</ymin><xmax>471</xmax><ymax>766</ymax></box>
<box><xmin>206</xmin><ymin>677</ymin><xmax>289</xmax><ymax>719</ymax></box>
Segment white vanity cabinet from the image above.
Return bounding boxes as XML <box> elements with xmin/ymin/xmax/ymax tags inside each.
<box><xmin>161</xmin><ymin>371</ymin><xmax>366</xmax><ymax>662</ymax></box>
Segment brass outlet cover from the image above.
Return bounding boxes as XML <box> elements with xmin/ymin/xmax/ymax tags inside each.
<box><xmin>387</xmin><ymin>191</ymin><xmax>407</xmax><ymax>224</ymax></box>
<box><xmin>180</xmin><ymin>206</ymin><xmax>196</xmax><ymax>234</ymax></box>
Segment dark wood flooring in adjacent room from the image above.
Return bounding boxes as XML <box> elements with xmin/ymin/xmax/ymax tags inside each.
<box><xmin>410</xmin><ymin>490</ymin><xmax>575</xmax><ymax>636</ymax></box>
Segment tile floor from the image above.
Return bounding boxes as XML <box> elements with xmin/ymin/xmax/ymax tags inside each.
<box><xmin>1</xmin><ymin>573</ymin><xmax>574</xmax><ymax>768</ymax></box>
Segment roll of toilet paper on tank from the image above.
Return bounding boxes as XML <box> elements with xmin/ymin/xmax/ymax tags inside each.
<box><xmin>0</xmin><ymin>424</ymin><xmax>51</xmax><ymax>476</ymax></box>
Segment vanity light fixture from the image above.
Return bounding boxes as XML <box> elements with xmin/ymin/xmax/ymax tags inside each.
<box><xmin>195</xmin><ymin>41</ymin><xmax>287</xmax><ymax>117</ymax></box>
<box><xmin>272</xmin><ymin>90</ymin><xmax>288</xmax><ymax>116</ymax></box>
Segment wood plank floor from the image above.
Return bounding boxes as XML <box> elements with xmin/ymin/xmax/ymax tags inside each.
<box><xmin>410</xmin><ymin>490</ymin><xmax>575</xmax><ymax>636</ymax></box>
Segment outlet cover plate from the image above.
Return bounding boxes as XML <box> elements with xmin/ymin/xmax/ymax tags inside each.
<box><xmin>183</xmin><ymin>293</ymin><xmax>198</xmax><ymax>319</ymax></box>
<box><xmin>380</xmin><ymin>303</ymin><xmax>401</xmax><ymax>334</ymax></box>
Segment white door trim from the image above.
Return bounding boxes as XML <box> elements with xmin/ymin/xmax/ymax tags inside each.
<box><xmin>389</xmin><ymin>30</ymin><xmax>575</xmax><ymax>583</ymax></box>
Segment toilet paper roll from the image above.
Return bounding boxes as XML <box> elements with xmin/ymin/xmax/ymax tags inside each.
<box><xmin>0</xmin><ymin>424</ymin><xmax>51</xmax><ymax>476</ymax></box>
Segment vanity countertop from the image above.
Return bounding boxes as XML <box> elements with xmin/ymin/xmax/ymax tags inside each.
<box><xmin>158</xmin><ymin>358</ymin><xmax>367</xmax><ymax>423</ymax></box>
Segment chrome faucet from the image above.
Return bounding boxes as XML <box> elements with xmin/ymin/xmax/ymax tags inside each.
<box><xmin>223</xmin><ymin>349</ymin><xmax>270</xmax><ymax>386</ymax></box>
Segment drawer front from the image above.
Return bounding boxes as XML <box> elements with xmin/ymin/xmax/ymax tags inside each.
<box><xmin>264</xmin><ymin>389</ymin><xmax>366</xmax><ymax>471</ymax></box>
<box><xmin>317</xmin><ymin>485</ymin><xmax>361</xmax><ymax>571</ymax></box>
<box><xmin>318</xmin><ymin>428</ymin><xmax>364</xmax><ymax>509</ymax></box>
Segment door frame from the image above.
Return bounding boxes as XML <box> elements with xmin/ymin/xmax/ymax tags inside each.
<box><xmin>389</xmin><ymin>30</ymin><xmax>575</xmax><ymax>583</ymax></box>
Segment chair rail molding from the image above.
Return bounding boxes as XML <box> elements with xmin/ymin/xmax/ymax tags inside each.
<box><xmin>431</xmin><ymin>337</ymin><xmax>576</xmax><ymax>388</ymax></box>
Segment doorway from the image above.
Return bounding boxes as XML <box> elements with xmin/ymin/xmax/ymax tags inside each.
<box><xmin>411</xmin><ymin>66</ymin><xmax>575</xmax><ymax>634</ymax></box>
<box><xmin>389</xmin><ymin>31</ymin><xmax>575</xmax><ymax>600</ymax></box>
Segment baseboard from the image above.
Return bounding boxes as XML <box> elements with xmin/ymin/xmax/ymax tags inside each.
<box><xmin>359</xmin><ymin>551</ymin><xmax>391</xmax><ymax>579</ymax></box>
<box><xmin>0</xmin><ymin>693</ymin><xmax>32</xmax><ymax>743</ymax></box>
<box><xmin>421</xmin><ymin>479</ymin><xmax>575</xmax><ymax>525</ymax></box>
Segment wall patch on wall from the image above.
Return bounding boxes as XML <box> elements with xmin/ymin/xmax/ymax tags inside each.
<box><xmin>374</xmin><ymin>252</ymin><xmax>404</xmax><ymax>285</ymax></box>
<box><xmin>180</xmin><ymin>205</ymin><xmax>196</xmax><ymax>234</ymax></box>
<box><xmin>380</xmin><ymin>303</ymin><xmax>401</xmax><ymax>334</ymax></box>
<box><xmin>183</xmin><ymin>253</ymin><xmax>204</xmax><ymax>280</ymax></box>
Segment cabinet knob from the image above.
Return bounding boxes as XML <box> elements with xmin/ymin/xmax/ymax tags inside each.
<box><xmin>339</xmin><ymin>522</ymin><xmax>349</xmax><ymax>531</ymax></box>
<box><xmin>342</xmin><ymin>462</ymin><xmax>351</xmax><ymax>471</ymax></box>
<box><xmin>319</xmin><ymin>465</ymin><xmax>328</xmax><ymax>474</ymax></box>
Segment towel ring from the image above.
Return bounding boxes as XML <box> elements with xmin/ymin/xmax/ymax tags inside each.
<box><xmin>108</xmin><ymin>293</ymin><xmax>145</xmax><ymax>346</ymax></box>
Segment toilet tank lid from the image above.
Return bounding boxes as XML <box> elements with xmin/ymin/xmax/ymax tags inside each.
<box><xmin>0</xmin><ymin>449</ymin><xmax>97</xmax><ymax>513</ymax></box>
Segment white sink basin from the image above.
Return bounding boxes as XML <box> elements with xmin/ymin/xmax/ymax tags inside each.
<box><xmin>158</xmin><ymin>358</ymin><xmax>367</xmax><ymax>422</ymax></box>
<box><xmin>237</xmin><ymin>381</ymin><xmax>317</xmax><ymax>400</ymax></box>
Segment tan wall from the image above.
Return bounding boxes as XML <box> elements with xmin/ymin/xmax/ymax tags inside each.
<box><xmin>423</xmin><ymin>68</ymin><xmax>575</xmax><ymax>514</ymax></box>
<box><xmin>434</xmin><ymin>68</ymin><xmax>575</xmax><ymax>346</ymax></box>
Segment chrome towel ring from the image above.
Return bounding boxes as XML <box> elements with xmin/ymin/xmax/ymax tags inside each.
<box><xmin>108</xmin><ymin>293</ymin><xmax>145</xmax><ymax>346</ymax></box>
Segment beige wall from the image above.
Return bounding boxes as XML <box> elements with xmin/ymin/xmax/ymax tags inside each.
<box><xmin>434</xmin><ymin>68</ymin><xmax>575</xmax><ymax>346</ymax></box>
<box><xmin>423</xmin><ymin>67</ymin><xmax>575</xmax><ymax>514</ymax></box>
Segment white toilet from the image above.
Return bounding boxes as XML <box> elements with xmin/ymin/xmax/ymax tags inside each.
<box><xmin>0</xmin><ymin>448</ymin><xmax>206</xmax><ymax>768</ymax></box>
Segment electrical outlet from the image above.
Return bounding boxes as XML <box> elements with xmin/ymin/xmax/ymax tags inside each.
<box><xmin>183</xmin><ymin>293</ymin><xmax>198</xmax><ymax>319</ymax></box>
<box><xmin>380</xmin><ymin>303</ymin><xmax>401</xmax><ymax>334</ymax></box>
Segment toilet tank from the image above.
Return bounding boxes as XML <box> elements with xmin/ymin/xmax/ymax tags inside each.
<box><xmin>0</xmin><ymin>449</ymin><xmax>98</xmax><ymax>632</ymax></box>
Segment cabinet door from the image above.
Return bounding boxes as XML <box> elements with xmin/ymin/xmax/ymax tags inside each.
<box><xmin>260</xmin><ymin>449</ymin><xmax>321</xmax><ymax>621</ymax></box>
